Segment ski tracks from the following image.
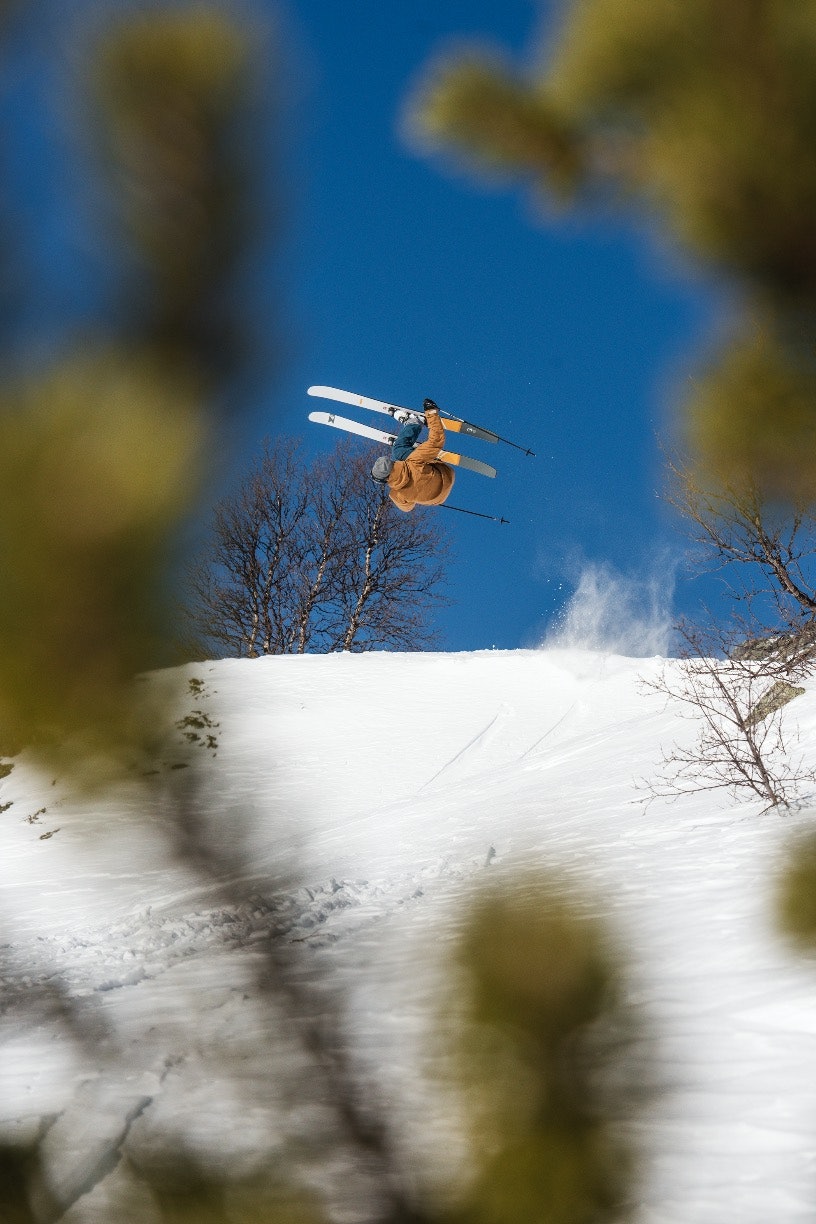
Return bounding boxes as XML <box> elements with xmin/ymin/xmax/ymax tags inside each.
<box><xmin>419</xmin><ymin>705</ymin><xmax>509</xmax><ymax>791</ymax></box>
<box><xmin>419</xmin><ymin>699</ymin><xmax>582</xmax><ymax>791</ymax></box>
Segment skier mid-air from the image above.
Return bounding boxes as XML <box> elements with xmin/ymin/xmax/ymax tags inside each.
<box><xmin>370</xmin><ymin>398</ymin><xmax>455</xmax><ymax>513</ymax></box>
<box><xmin>307</xmin><ymin>385</ymin><xmax>535</xmax><ymax>523</ymax></box>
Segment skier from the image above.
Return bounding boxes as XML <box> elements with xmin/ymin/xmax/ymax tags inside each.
<box><xmin>371</xmin><ymin>399</ymin><xmax>455</xmax><ymax>512</ymax></box>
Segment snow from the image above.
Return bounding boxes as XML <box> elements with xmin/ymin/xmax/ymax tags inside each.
<box><xmin>3</xmin><ymin>646</ymin><xmax>816</xmax><ymax>1221</ymax></box>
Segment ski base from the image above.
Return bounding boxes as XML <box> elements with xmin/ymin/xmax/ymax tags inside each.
<box><xmin>308</xmin><ymin>385</ymin><xmax>500</xmax><ymax>445</ymax></box>
<box><xmin>437</xmin><ymin>450</ymin><xmax>497</xmax><ymax>478</ymax></box>
<box><xmin>309</xmin><ymin>410</ymin><xmax>396</xmax><ymax>445</ymax></box>
<box><xmin>308</xmin><ymin>411</ymin><xmax>496</xmax><ymax>478</ymax></box>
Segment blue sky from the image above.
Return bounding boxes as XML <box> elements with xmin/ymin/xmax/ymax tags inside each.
<box><xmin>3</xmin><ymin>0</ymin><xmax>724</xmax><ymax>655</ymax></box>
<box><xmin>267</xmin><ymin>0</ymin><xmax>723</xmax><ymax>652</ymax></box>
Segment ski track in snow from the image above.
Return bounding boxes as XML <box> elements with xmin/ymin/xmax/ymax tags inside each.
<box><xmin>2</xmin><ymin>648</ymin><xmax>816</xmax><ymax>1222</ymax></box>
<box><xmin>419</xmin><ymin>702</ymin><xmax>512</xmax><ymax>789</ymax></box>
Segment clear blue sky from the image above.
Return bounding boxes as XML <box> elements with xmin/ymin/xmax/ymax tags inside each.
<box><xmin>4</xmin><ymin>0</ymin><xmax>724</xmax><ymax>655</ymax></box>
<box><xmin>266</xmin><ymin>0</ymin><xmax>723</xmax><ymax>652</ymax></box>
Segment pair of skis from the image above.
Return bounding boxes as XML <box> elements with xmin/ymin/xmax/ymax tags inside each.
<box><xmin>307</xmin><ymin>386</ymin><xmax>535</xmax><ymax>480</ymax></box>
<box><xmin>307</xmin><ymin>385</ymin><xmax>534</xmax><ymax>524</ymax></box>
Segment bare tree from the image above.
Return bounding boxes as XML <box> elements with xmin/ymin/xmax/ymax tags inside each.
<box><xmin>327</xmin><ymin>451</ymin><xmax>448</xmax><ymax>652</ymax></box>
<box><xmin>187</xmin><ymin>437</ymin><xmax>449</xmax><ymax>656</ymax></box>
<box><xmin>645</xmin><ymin>618</ymin><xmax>815</xmax><ymax>811</ymax></box>
<box><xmin>188</xmin><ymin>439</ymin><xmax>310</xmax><ymax>656</ymax></box>
<box><xmin>644</xmin><ymin>457</ymin><xmax>816</xmax><ymax>810</ymax></box>
<box><xmin>666</xmin><ymin>455</ymin><xmax>816</xmax><ymax>651</ymax></box>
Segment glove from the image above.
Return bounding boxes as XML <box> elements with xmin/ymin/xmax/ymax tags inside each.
<box><xmin>423</xmin><ymin>398</ymin><xmax>439</xmax><ymax>414</ymax></box>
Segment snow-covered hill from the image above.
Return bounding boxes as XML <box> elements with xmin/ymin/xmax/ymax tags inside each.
<box><xmin>3</xmin><ymin>648</ymin><xmax>816</xmax><ymax>1223</ymax></box>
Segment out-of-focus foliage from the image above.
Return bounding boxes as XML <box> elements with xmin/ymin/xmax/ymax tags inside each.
<box><xmin>437</xmin><ymin>876</ymin><xmax>643</xmax><ymax>1224</ymax></box>
<box><xmin>92</xmin><ymin>5</ymin><xmax>260</xmax><ymax>384</ymax></box>
<box><xmin>777</xmin><ymin>832</ymin><xmax>816</xmax><ymax>948</ymax></box>
<box><xmin>415</xmin><ymin>0</ymin><xmax>816</xmax><ymax>307</ymax></box>
<box><xmin>117</xmin><ymin>1159</ymin><xmax>326</xmax><ymax>1224</ymax></box>
<box><xmin>686</xmin><ymin>326</ymin><xmax>816</xmax><ymax>498</ymax></box>
<box><xmin>410</xmin><ymin>0</ymin><xmax>816</xmax><ymax>495</ymax></box>
<box><xmin>0</xmin><ymin>0</ymin><xmax>268</xmax><ymax>783</ymax></box>
<box><xmin>0</xmin><ymin>1141</ymin><xmax>53</xmax><ymax>1224</ymax></box>
<box><xmin>415</xmin><ymin>56</ymin><xmax>580</xmax><ymax>196</ymax></box>
<box><xmin>0</xmin><ymin>1141</ymin><xmax>327</xmax><ymax>1224</ymax></box>
<box><xmin>545</xmin><ymin>0</ymin><xmax>816</xmax><ymax>308</ymax></box>
<box><xmin>0</xmin><ymin>350</ymin><xmax>203</xmax><ymax>774</ymax></box>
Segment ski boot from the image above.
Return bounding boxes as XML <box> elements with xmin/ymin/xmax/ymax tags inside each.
<box><xmin>392</xmin><ymin>408</ymin><xmax>425</xmax><ymax>425</ymax></box>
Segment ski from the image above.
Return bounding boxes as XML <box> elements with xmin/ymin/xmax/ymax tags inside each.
<box><xmin>308</xmin><ymin>411</ymin><xmax>497</xmax><ymax>478</ymax></box>
<box><xmin>308</xmin><ymin>385</ymin><xmax>507</xmax><ymax>448</ymax></box>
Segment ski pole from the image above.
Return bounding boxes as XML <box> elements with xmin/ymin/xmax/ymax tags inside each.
<box><xmin>491</xmin><ymin>434</ymin><xmax>536</xmax><ymax>458</ymax></box>
<box><xmin>439</xmin><ymin>503</ymin><xmax>509</xmax><ymax>524</ymax></box>
<box><xmin>438</xmin><ymin>411</ymin><xmax>536</xmax><ymax>457</ymax></box>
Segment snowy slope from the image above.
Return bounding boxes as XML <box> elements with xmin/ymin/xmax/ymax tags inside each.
<box><xmin>3</xmin><ymin>648</ymin><xmax>816</xmax><ymax>1223</ymax></box>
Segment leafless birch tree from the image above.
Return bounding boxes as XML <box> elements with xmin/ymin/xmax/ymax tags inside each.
<box><xmin>186</xmin><ymin>437</ymin><xmax>449</xmax><ymax>655</ymax></box>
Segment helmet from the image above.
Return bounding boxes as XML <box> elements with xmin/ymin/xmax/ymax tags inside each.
<box><xmin>371</xmin><ymin>455</ymin><xmax>394</xmax><ymax>483</ymax></box>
